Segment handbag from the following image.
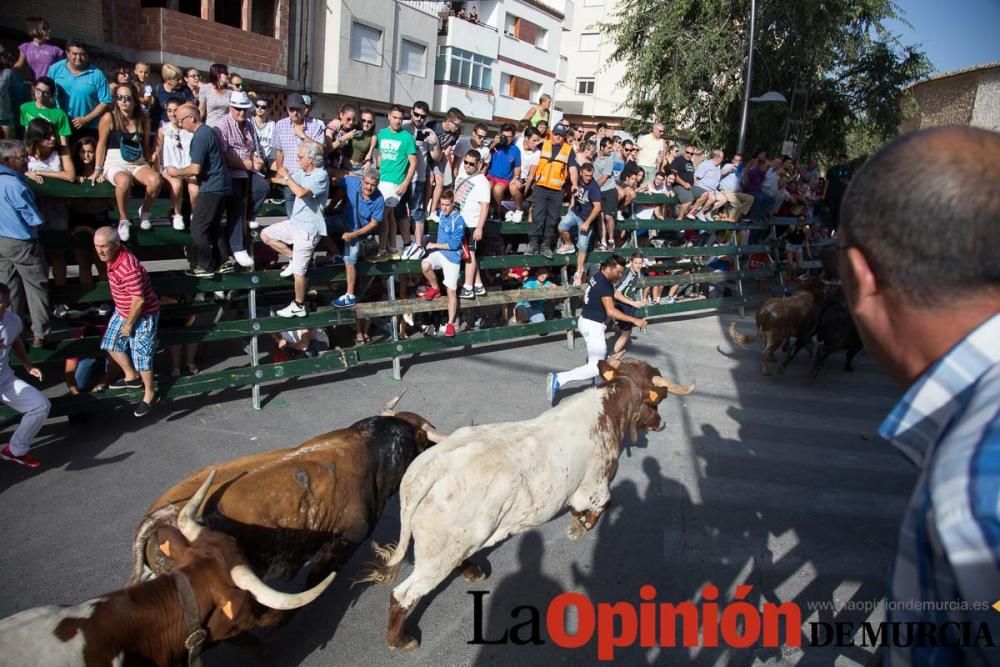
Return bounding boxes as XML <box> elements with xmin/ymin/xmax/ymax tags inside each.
<box><xmin>352</xmin><ymin>189</ymin><xmax>379</xmax><ymax>260</ymax></box>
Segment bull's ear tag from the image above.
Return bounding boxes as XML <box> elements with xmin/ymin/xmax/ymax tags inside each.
<box><xmin>222</xmin><ymin>600</ymin><xmax>234</xmax><ymax>620</ymax></box>
<box><xmin>601</xmin><ymin>369</ymin><xmax>615</xmax><ymax>381</ymax></box>
<box><xmin>159</xmin><ymin>540</ymin><xmax>171</xmax><ymax>557</ymax></box>
<box><xmin>648</xmin><ymin>390</ymin><xmax>659</xmax><ymax>402</ymax></box>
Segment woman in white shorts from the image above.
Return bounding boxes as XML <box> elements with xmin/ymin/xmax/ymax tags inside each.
<box><xmin>24</xmin><ymin>117</ymin><xmax>75</xmax><ymax>286</ymax></box>
<box><xmin>94</xmin><ymin>82</ymin><xmax>162</xmax><ymax>242</ymax></box>
<box><xmin>156</xmin><ymin>96</ymin><xmax>198</xmax><ymax>231</ymax></box>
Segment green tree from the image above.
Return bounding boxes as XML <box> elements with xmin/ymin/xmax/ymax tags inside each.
<box><xmin>601</xmin><ymin>0</ymin><xmax>931</xmax><ymax>161</ymax></box>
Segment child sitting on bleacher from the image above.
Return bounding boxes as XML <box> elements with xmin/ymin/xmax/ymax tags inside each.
<box><xmin>512</xmin><ymin>267</ymin><xmax>552</xmax><ymax>324</ymax></box>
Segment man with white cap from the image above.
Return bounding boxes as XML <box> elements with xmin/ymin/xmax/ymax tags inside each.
<box><xmin>212</xmin><ymin>90</ymin><xmax>269</xmax><ymax>268</ymax></box>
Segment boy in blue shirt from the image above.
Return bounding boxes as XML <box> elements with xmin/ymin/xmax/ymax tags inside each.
<box><xmin>420</xmin><ymin>189</ymin><xmax>464</xmax><ymax>337</ymax></box>
<box><xmin>513</xmin><ymin>267</ymin><xmax>552</xmax><ymax>323</ymax></box>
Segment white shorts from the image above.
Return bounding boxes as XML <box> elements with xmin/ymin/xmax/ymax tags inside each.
<box><xmin>378</xmin><ymin>180</ymin><xmax>402</xmax><ymax>208</ymax></box>
<box><xmin>423</xmin><ymin>251</ymin><xmax>460</xmax><ymax>290</ymax></box>
<box><xmin>262</xmin><ymin>220</ymin><xmax>320</xmax><ymax>276</ymax></box>
<box><xmin>104</xmin><ymin>149</ymin><xmax>151</xmax><ymax>183</ymax></box>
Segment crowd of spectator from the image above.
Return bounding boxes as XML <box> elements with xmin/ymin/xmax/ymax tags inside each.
<box><xmin>0</xmin><ymin>16</ymin><xmax>854</xmax><ymax>467</ymax></box>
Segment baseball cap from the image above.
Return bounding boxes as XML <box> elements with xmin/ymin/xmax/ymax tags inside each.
<box><xmin>287</xmin><ymin>92</ymin><xmax>306</xmax><ymax>109</ymax></box>
<box><xmin>229</xmin><ymin>91</ymin><xmax>253</xmax><ymax>109</ymax></box>
<box><xmin>552</xmin><ymin>122</ymin><xmax>569</xmax><ymax>136</ymax></box>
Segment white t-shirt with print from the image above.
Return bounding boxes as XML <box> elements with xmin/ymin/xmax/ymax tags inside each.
<box><xmin>453</xmin><ymin>173</ymin><xmax>490</xmax><ymax>229</ymax></box>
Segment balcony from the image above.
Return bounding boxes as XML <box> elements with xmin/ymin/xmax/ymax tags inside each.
<box><xmin>439</xmin><ymin>14</ymin><xmax>500</xmax><ymax>60</ymax></box>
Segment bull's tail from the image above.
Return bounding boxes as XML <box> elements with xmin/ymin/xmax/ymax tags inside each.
<box><xmin>127</xmin><ymin>506</ymin><xmax>177</xmax><ymax>585</ymax></box>
<box><xmin>354</xmin><ymin>468</ymin><xmax>437</xmax><ymax>586</ymax></box>
<box><xmin>728</xmin><ymin>321</ymin><xmax>757</xmax><ymax>348</ymax></box>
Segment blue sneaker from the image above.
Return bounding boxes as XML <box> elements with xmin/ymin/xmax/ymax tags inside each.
<box><xmin>546</xmin><ymin>372</ymin><xmax>560</xmax><ymax>405</ymax></box>
<box><xmin>331</xmin><ymin>294</ymin><xmax>356</xmax><ymax>308</ymax></box>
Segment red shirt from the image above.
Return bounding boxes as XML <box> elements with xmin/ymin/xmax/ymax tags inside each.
<box><xmin>107</xmin><ymin>246</ymin><xmax>160</xmax><ymax>318</ymax></box>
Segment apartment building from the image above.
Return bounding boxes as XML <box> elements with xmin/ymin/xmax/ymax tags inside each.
<box><xmin>556</xmin><ymin>0</ymin><xmax>632</xmax><ymax>130</ymax></box>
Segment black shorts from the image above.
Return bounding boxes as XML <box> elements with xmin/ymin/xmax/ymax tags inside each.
<box><xmin>463</xmin><ymin>227</ymin><xmax>478</xmax><ymax>254</ymax></box>
<box><xmin>618</xmin><ymin>303</ymin><xmax>636</xmax><ymax>331</ymax></box>
<box><xmin>601</xmin><ymin>188</ymin><xmax>619</xmax><ymax>217</ymax></box>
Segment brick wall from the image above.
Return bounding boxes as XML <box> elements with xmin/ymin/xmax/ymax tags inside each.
<box><xmin>900</xmin><ymin>71</ymin><xmax>978</xmax><ymax>133</ymax></box>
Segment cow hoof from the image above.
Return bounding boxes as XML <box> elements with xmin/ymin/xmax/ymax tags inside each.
<box><xmin>460</xmin><ymin>560</ymin><xmax>487</xmax><ymax>582</ymax></box>
<box><xmin>389</xmin><ymin>634</ymin><xmax>419</xmax><ymax>651</ymax></box>
<box><xmin>567</xmin><ymin>520</ymin><xmax>587</xmax><ymax>541</ymax></box>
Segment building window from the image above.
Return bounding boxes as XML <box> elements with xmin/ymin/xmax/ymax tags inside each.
<box><xmin>501</xmin><ymin>73</ymin><xmax>540</xmax><ymax>101</ymax></box>
<box><xmin>504</xmin><ymin>13</ymin><xmax>548</xmax><ymax>49</ymax></box>
<box><xmin>177</xmin><ymin>0</ymin><xmax>200</xmax><ymax>17</ymax></box>
<box><xmin>435</xmin><ymin>47</ymin><xmax>493</xmax><ymax>92</ymax></box>
<box><xmin>350</xmin><ymin>22</ymin><xmax>383</xmax><ymax>66</ymax></box>
<box><xmin>214</xmin><ymin>0</ymin><xmax>242</xmax><ymax>28</ymax></box>
<box><xmin>580</xmin><ymin>33</ymin><xmax>600</xmax><ymax>51</ymax></box>
<box><xmin>251</xmin><ymin>0</ymin><xmax>278</xmax><ymax>36</ymax></box>
<box><xmin>399</xmin><ymin>39</ymin><xmax>427</xmax><ymax>77</ymax></box>
<box><xmin>577</xmin><ymin>78</ymin><xmax>595</xmax><ymax>95</ymax></box>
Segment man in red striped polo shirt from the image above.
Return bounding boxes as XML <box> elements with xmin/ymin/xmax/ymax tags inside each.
<box><xmin>93</xmin><ymin>226</ymin><xmax>160</xmax><ymax>417</ymax></box>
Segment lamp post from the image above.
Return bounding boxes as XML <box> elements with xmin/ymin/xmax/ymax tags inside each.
<box><xmin>736</xmin><ymin>0</ymin><xmax>758</xmax><ymax>156</ymax></box>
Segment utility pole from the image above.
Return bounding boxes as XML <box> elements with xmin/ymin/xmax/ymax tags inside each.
<box><xmin>736</xmin><ymin>0</ymin><xmax>756</xmax><ymax>156</ymax></box>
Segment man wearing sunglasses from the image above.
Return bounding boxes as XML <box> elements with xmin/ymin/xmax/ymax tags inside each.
<box><xmin>425</xmin><ymin>107</ymin><xmax>465</xmax><ymax>221</ymax></box>
<box><xmin>669</xmin><ymin>144</ymin><xmax>696</xmax><ymax>220</ymax></box>
<box><xmin>19</xmin><ymin>76</ymin><xmax>71</xmax><ymax>146</ymax></box>
<box><xmin>400</xmin><ymin>101</ymin><xmax>439</xmax><ymax>260</ymax></box>
<box><xmin>252</xmin><ymin>97</ymin><xmax>275</xmax><ymax>166</ymax></box>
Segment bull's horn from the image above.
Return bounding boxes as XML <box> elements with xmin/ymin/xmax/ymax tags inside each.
<box><xmin>380</xmin><ymin>388</ymin><xmax>408</xmax><ymax>416</ymax></box>
<box><xmin>652</xmin><ymin>376</ymin><xmax>695</xmax><ymax>395</ymax></box>
<box><xmin>421</xmin><ymin>423</ymin><xmax>448</xmax><ymax>443</ymax></box>
<box><xmin>604</xmin><ymin>357</ymin><xmax>622</xmax><ymax>369</ymax></box>
<box><xmin>177</xmin><ymin>470</ymin><xmax>215</xmax><ymax>543</ymax></box>
<box><xmin>230</xmin><ymin>565</ymin><xmax>337</xmax><ymax>610</ymax></box>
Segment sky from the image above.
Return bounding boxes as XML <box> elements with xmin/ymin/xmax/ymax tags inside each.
<box><xmin>887</xmin><ymin>0</ymin><xmax>1000</xmax><ymax>74</ymax></box>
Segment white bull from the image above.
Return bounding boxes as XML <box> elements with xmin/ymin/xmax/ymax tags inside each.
<box><xmin>359</xmin><ymin>357</ymin><xmax>693</xmax><ymax>650</ymax></box>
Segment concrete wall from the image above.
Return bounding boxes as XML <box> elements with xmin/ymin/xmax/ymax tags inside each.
<box><xmin>558</xmin><ymin>0</ymin><xmax>631</xmax><ymax>124</ymax></box>
<box><xmin>900</xmin><ymin>69</ymin><xmax>979</xmax><ymax>133</ymax></box>
<box><xmin>971</xmin><ymin>69</ymin><xmax>1000</xmax><ymax>132</ymax></box>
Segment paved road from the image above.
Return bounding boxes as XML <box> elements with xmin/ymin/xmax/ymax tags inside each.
<box><xmin>0</xmin><ymin>310</ymin><xmax>910</xmax><ymax>666</ymax></box>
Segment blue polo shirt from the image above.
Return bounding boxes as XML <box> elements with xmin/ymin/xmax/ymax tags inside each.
<box><xmin>48</xmin><ymin>59</ymin><xmax>112</xmax><ymax>129</ymax></box>
<box><xmin>434</xmin><ymin>210</ymin><xmax>465</xmax><ymax>264</ymax></box>
<box><xmin>341</xmin><ymin>175</ymin><xmax>385</xmax><ymax>231</ymax></box>
<box><xmin>487</xmin><ymin>143</ymin><xmax>522</xmax><ymax>181</ymax></box>
<box><xmin>0</xmin><ymin>165</ymin><xmax>45</xmax><ymax>240</ymax></box>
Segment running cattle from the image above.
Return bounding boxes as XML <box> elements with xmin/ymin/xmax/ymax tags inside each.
<box><xmin>728</xmin><ymin>277</ymin><xmax>826</xmax><ymax>375</ymax></box>
<box><xmin>130</xmin><ymin>398</ymin><xmax>446</xmax><ymax>591</ymax></box>
<box><xmin>360</xmin><ymin>358</ymin><xmax>693</xmax><ymax>650</ymax></box>
<box><xmin>0</xmin><ymin>472</ymin><xmax>335</xmax><ymax>667</ymax></box>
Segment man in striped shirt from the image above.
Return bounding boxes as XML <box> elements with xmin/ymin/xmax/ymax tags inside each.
<box><xmin>839</xmin><ymin>126</ymin><xmax>1000</xmax><ymax>665</ymax></box>
<box><xmin>94</xmin><ymin>226</ymin><xmax>160</xmax><ymax>417</ymax></box>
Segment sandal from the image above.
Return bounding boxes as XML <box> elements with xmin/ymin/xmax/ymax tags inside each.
<box><xmin>355</xmin><ymin>333</ymin><xmax>370</xmax><ymax>345</ymax></box>
<box><xmin>185</xmin><ymin>363</ymin><xmax>200</xmax><ymax>375</ymax></box>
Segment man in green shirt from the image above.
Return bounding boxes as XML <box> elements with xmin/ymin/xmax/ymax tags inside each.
<box><xmin>375</xmin><ymin>104</ymin><xmax>416</xmax><ymax>253</ymax></box>
<box><xmin>19</xmin><ymin>77</ymin><xmax>71</xmax><ymax>145</ymax></box>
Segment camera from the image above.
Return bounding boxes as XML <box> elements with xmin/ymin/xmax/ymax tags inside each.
<box><xmin>416</xmin><ymin>130</ymin><xmax>430</xmax><ymax>142</ymax></box>
<box><xmin>495</xmin><ymin>134</ymin><xmax>508</xmax><ymax>148</ymax></box>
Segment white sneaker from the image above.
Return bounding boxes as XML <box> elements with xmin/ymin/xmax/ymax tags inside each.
<box><xmin>410</xmin><ymin>245</ymin><xmax>426</xmax><ymax>260</ymax></box>
<box><xmin>117</xmin><ymin>220</ymin><xmax>132</xmax><ymax>242</ymax></box>
<box><xmin>248</xmin><ymin>220</ymin><xmax>260</xmax><ymax>230</ymax></box>
<box><xmin>171</xmin><ymin>214</ymin><xmax>185</xmax><ymax>231</ymax></box>
<box><xmin>400</xmin><ymin>243</ymin><xmax>416</xmax><ymax>260</ymax></box>
<box><xmin>705</xmin><ymin>213</ymin><xmax>715</xmax><ymax>221</ymax></box>
<box><xmin>138</xmin><ymin>205</ymin><xmax>151</xmax><ymax>227</ymax></box>
<box><xmin>617</xmin><ymin>212</ymin><xmax>625</xmax><ymax>221</ymax></box>
<box><xmin>696</xmin><ymin>213</ymin><xmax>708</xmax><ymax>222</ymax></box>
<box><xmin>233</xmin><ymin>250</ymin><xmax>254</xmax><ymax>268</ymax></box>
<box><xmin>512</xmin><ymin>210</ymin><xmax>524</xmax><ymax>223</ymax></box>
<box><xmin>403</xmin><ymin>313</ymin><xmax>415</xmax><ymax>327</ymax></box>
<box><xmin>276</xmin><ymin>301</ymin><xmax>306</xmax><ymax>318</ymax></box>
<box><xmin>426</xmin><ymin>211</ymin><xmax>440</xmax><ymax>223</ymax></box>
<box><xmin>140</xmin><ymin>219</ymin><xmax>152</xmax><ymax>231</ymax></box>
<box><xmin>279</xmin><ymin>264</ymin><xmax>295</xmax><ymax>278</ymax></box>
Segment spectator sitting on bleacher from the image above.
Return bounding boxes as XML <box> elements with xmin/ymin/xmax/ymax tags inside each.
<box><xmin>93</xmin><ymin>226</ymin><xmax>160</xmax><ymax>417</ymax></box>
<box><xmin>0</xmin><ymin>282</ymin><xmax>50</xmax><ymax>469</ymax></box>
<box><xmin>670</xmin><ymin>144</ymin><xmax>696</xmax><ymax>220</ymax></box>
<box><xmin>486</xmin><ymin>123</ymin><xmax>521</xmax><ymax>219</ymax></box>
<box><xmin>64</xmin><ymin>320</ymin><xmax>113</xmax><ymax>395</ymax></box>
<box><xmin>0</xmin><ymin>139</ymin><xmax>51</xmax><ymax>347</ymax></box>
<box><xmin>512</xmin><ymin>267</ymin><xmax>552</xmax><ymax>324</ymax></box>
<box><xmin>156</xmin><ymin>96</ymin><xmax>198</xmax><ymax>232</ymax></box>
<box><xmin>686</xmin><ymin>149</ymin><xmax>726</xmax><ymax>222</ymax></box>
<box><xmin>556</xmin><ymin>162</ymin><xmax>602</xmax><ymax>287</ymax></box>
<box><xmin>165</xmin><ymin>103</ymin><xmax>232</xmax><ymax>278</ymax></box>
<box><xmin>719</xmin><ymin>153</ymin><xmax>754</xmax><ymax>223</ymax></box>
<box><xmin>761</xmin><ymin>157</ymin><xmax>787</xmax><ymax>216</ymax></box>
<box><xmin>615</xmin><ymin>164</ymin><xmax>642</xmax><ymax>226</ymax></box>
<box><xmin>213</xmin><ymin>90</ymin><xmax>268</xmax><ymax>266</ymax></box>
<box><xmin>25</xmin><ymin>118</ymin><xmax>76</xmax><ymax>287</ymax></box>
<box><xmin>263</xmin><ymin>142</ymin><xmax>330</xmax><ymax>319</ymax></box>
<box><xmin>150</xmin><ymin>64</ymin><xmax>193</xmax><ymax>129</ymax></box>
<box><xmin>20</xmin><ymin>77</ymin><xmax>72</xmax><ymax>146</ymax></box>
<box><xmin>419</xmin><ymin>188</ymin><xmax>463</xmax><ymax>338</ymax></box>
<box><xmin>507</xmin><ymin>125</ymin><xmax>542</xmax><ymax>222</ymax></box>
<box><xmin>329</xmin><ymin>168</ymin><xmax>384</xmax><ymax>310</ymax></box>
<box><xmin>95</xmin><ymin>82</ymin><xmax>162</xmax><ymax>241</ymax></box>
<box><xmin>272</xmin><ymin>326</ymin><xmax>330</xmax><ymax>361</ymax></box>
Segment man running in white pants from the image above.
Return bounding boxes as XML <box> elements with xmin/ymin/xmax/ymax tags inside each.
<box><xmin>547</xmin><ymin>256</ymin><xmax>647</xmax><ymax>404</ymax></box>
<box><xmin>0</xmin><ymin>282</ymin><xmax>50</xmax><ymax>469</ymax></box>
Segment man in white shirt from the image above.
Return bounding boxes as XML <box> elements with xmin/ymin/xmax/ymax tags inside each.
<box><xmin>453</xmin><ymin>151</ymin><xmax>490</xmax><ymax>300</ymax></box>
<box><xmin>508</xmin><ymin>126</ymin><xmax>543</xmax><ymax>222</ymax></box>
<box><xmin>687</xmin><ymin>149</ymin><xmax>726</xmax><ymax>221</ymax></box>
<box><xmin>636</xmin><ymin>122</ymin><xmax>666</xmax><ymax>182</ymax></box>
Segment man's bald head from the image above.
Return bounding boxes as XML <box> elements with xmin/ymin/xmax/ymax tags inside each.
<box><xmin>841</xmin><ymin>126</ymin><xmax>1000</xmax><ymax>307</ymax></box>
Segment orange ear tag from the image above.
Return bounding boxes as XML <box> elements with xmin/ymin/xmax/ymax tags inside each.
<box><xmin>159</xmin><ymin>540</ymin><xmax>171</xmax><ymax>557</ymax></box>
<box><xmin>222</xmin><ymin>600</ymin><xmax>234</xmax><ymax>620</ymax></box>
<box><xmin>601</xmin><ymin>370</ymin><xmax>615</xmax><ymax>382</ymax></box>
<box><xmin>648</xmin><ymin>390</ymin><xmax>659</xmax><ymax>401</ymax></box>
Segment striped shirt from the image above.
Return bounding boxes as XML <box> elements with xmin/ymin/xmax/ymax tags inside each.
<box><xmin>212</xmin><ymin>114</ymin><xmax>261</xmax><ymax>178</ymax></box>
<box><xmin>107</xmin><ymin>246</ymin><xmax>160</xmax><ymax>318</ymax></box>
<box><xmin>272</xmin><ymin>117</ymin><xmax>325</xmax><ymax>165</ymax></box>
<box><xmin>882</xmin><ymin>313</ymin><xmax>1000</xmax><ymax>666</ymax></box>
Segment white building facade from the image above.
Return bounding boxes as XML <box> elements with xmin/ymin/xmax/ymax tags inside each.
<box><xmin>556</xmin><ymin>0</ymin><xmax>632</xmax><ymax>130</ymax></box>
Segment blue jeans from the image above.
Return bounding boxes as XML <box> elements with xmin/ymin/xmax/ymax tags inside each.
<box><xmin>75</xmin><ymin>357</ymin><xmax>107</xmax><ymax>391</ymax></box>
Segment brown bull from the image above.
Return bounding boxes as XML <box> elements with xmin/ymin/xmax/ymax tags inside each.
<box><xmin>728</xmin><ymin>277</ymin><xmax>825</xmax><ymax>375</ymax></box>
<box><xmin>0</xmin><ymin>472</ymin><xmax>335</xmax><ymax>667</ymax></box>
<box><xmin>130</xmin><ymin>396</ymin><xmax>446</xmax><ymax>593</ymax></box>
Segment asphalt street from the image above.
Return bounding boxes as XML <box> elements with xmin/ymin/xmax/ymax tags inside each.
<box><xmin>0</xmin><ymin>309</ymin><xmax>910</xmax><ymax>666</ymax></box>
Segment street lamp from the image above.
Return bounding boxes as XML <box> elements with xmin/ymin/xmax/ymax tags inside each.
<box><xmin>736</xmin><ymin>0</ymin><xmax>786</xmax><ymax>155</ymax></box>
